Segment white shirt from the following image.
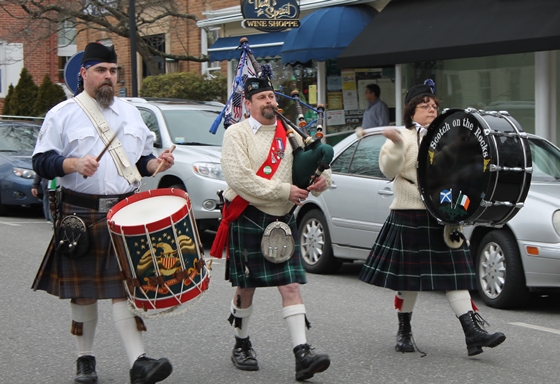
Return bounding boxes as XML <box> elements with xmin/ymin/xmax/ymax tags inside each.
<box><xmin>34</xmin><ymin>97</ymin><xmax>153</xmax><ymax>195</ymax></box>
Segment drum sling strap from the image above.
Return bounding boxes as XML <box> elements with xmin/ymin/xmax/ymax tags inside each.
<box><xmin>209</xmin><ymin>120</ymin><xmax>287</xmax><ymax>259</ymax></box>
<box><xmin>74</xmin><ymin>92</ymin><xmax>142</xmax><ymax>185</ymax></box>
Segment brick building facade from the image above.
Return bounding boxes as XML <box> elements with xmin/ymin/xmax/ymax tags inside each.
<box><xmin>0</xmin><ymin>2</ymin><xmax>59</xmax><ymax>112</ymax></box>
<box><xmin>1</xmin><ymin>0</ymin><xmax>238</xmax><ymax>109</ymax></box>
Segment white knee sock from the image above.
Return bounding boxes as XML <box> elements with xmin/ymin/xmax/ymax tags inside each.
<box><xmin>231</xmin><ymin>301</ymin><xmax>253</xmax><ymax>339</ymax></box>
<box><xmin>282</xmin><ymin>304</ymin><xmax>307</xmax><ymax>348</ymax></box>
<box><xmin>112</xmin><ymin>301</ymin><xmax>145</xmax><ymax>367</ymax></box>
<box><xmin>395</xmin><ymin>291</ymin><xmax>418</xmax><ymax>313</ymax></box>
<box><xmin>71</xmin><ymin>302</ymin><xmax>98</xmax><ymax>357</ymax></box>
<box><xmin>446</xmin><ymin>290</ymin><xmax>473</xmax><ymax>317</ymax></box>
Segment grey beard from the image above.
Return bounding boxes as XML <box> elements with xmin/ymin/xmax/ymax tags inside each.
<box><xmin>96</xmin><ymin>85</ymin><xmax>115</xmax><ymax>108</ymax></box>
<box><xmin>262</xmin><ymin>106</ymin><xmax>276</xmax><ymax>120</ymax></box>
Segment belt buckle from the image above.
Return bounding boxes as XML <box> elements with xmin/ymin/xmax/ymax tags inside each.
<box><xmin>98</xmin><ymin>197</ymin><xmax>119</xmax><ymax>213</ymax></box>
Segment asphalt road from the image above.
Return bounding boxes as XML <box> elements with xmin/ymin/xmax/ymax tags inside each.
<box><xmin>1</xmin><ymin>209</ymin><xmax>559</xmax><ymax>384</ymax></box>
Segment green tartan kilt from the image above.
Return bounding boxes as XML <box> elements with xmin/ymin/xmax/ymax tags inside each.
<box><xmin>359</xmin><ymin>209</ymin><xmax>476</xmax><ymax>291</ymax></box>
<box><xmin>227</xmin><ymin>205</ymin><xmax>307</xmax><ymax>288</ymax></box>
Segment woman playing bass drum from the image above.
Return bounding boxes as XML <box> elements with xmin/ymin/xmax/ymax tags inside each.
<box><xmin>358</xmin><ymin>80</ymin><xmax>506</xmax><ymax>357</ymax></box>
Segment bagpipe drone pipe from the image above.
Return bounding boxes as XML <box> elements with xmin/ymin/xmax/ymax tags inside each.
<box><xmin>209</xmin><ymin>37</ymin><xmax>334</xmax><ymax>189</ymax></box>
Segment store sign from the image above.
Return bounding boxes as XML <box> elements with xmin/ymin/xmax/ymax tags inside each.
<box><xmin>241</xmin><ymin>0</ymin><xmax>300</xmax><ymax>32</ymax></box>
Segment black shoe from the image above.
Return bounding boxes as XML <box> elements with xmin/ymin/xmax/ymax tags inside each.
<box><xmin>231</xmin><ymin>336</ymin><xmax>259</xmax><ymax>371</ymax></box>
<box><xmin>129</xmin><ymin>354</ymin><xmax>173</xmax><ymax>384</ymax></box>
<box><xmin>459</xmin><ymin>311</ymin><xmax>506</xmax><ymax>356</ymax></box>
<box><xmin>293</xmin><ymin>343</ymin><xmax>330</xmax><ymax>382</ymax></box>
<box><xmin>396</xmin><ymin>312</ymin><xmax>415</xmax><ymax>353</ymax></box>
<box><xmin>75</xmin><ymin>355</ymin><xmax>98</xmax><ymax>384</ymax></box>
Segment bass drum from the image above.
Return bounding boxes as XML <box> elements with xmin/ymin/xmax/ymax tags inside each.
<box><xmin>417</xmin><ymin>108</ymin><xmax>532</xmax><ymax>226</ymax></box>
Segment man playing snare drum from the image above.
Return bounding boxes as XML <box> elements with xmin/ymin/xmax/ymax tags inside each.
<box><xmin>210</xmin><ymin>76</ymin><xmax>331</xmax><ymax>381</ymax></box>
<box><xmin>32</xmin><ymin>42</ymin><xmax>174</xmax><ymax>384</ymax></box>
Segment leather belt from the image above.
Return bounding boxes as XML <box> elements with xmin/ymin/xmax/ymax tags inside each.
<box><xmin>61</xmin><ymin>188</ymin><xmax>134</xmax><ymax>213</ymax></box>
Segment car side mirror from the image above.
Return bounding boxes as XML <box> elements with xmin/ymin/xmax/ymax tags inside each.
<box><xmin>151</xmin><ymin>131</ymin><xmax>162</xmax><ymax>148</ymax></box>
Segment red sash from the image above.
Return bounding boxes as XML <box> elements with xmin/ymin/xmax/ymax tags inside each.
<box><xmin>209</xmin><ymin>120</ymin><xmax>287</xmax><ymax>258</ymax></box>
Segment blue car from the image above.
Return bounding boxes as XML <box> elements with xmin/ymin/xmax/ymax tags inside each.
<box><xmin>0</xmin><ymin>120</ymin><xmax>42</xmax><ymax>214</ymax></box>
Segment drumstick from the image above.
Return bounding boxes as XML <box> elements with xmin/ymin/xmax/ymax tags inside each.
<box><xmin>152</xmin><ymin>145</ymin><xmax>176</xmax><ymax>177</ymax></box>
<box><xmin>83</xmin><ymin>133</ymin><xmax>117</xmax><ymax>179</ymax></box>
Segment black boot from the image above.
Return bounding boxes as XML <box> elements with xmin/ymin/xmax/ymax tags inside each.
<box><xmin>231</xmin><ymin>336</ymin><xmax>259</xmax><ymax>371</ymax></box>
<box><xmin>396</xmin><ymin>312</ymin><xmax>415</xmax><ymax>353</ymax></box>
<box><xmin>459</xmin><ymin>311</ymin><xmax>506</xmax><ymax>356</ymax></box>
<box><xmin>75</xmin><ymin>355</ymin><xmax>98</xmax><ymax>384</ymax></box>
<box><xmin>129</xmin><ymin>354</ymin><xmax>172</xmax><ymax>384</ymax></box>
<box><xmin>293</xmin><ymin>343</ymin><xmax>330</xmax><ymax>382</ymax></box>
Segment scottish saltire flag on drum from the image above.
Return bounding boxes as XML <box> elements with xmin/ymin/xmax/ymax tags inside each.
<box><xmin>107</xmin><ymin>188</ymin><xmax>210</xmax><ymax>311</ymax></box>
<box><xmin>418</xmin><ymin>108</ymin><xmax>532</xmax><ymax>227</ymax></box>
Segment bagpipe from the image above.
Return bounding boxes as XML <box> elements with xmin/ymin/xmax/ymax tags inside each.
<box><xmin>210</xmin><ymin>37</ymin><xmax>334</xmax><ymax>189</ymax></box>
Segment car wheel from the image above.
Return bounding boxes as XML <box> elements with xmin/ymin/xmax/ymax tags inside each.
<box><xmin>169</xmin><ymin>183</ymin><xmax>186</xmax><ymax>191</ymax></box>
<box><xmin>475</xmin><ymin>230</ymin><xmax>530</xmax><ymax>309</ymax></box>
<box><xmin>298</xmin><ymin>209</ymin><xmax>341</xmax><ymax>274</ymax></box>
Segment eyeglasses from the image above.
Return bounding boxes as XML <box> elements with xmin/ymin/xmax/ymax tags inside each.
<box><xmin>417</xmin><ymin>104</ymin><xmax>439</xmax><ymax>111</ymax></box>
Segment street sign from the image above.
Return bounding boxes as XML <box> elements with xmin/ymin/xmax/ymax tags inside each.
<box><xmin>64</xmin><ymin>51</ymin><xmax>84</xmax><ymax>95</ymax></box>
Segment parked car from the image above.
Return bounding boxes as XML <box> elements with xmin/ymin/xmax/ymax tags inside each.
<box><xmin>125</xmin><ymin>97</ymin><xmax>227</xmax><ymax>232</ymax></box>
<box><xmin>0</xmin><ymin>120</ymin><xmax>43</xmax><ymax>214</ymax></box>
<box><xmin>296</xmin><ymin>126</ymin><xmax>560</xmax><ymax>309</ymax></box>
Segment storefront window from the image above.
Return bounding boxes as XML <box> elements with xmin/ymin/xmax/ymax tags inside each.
<box><xmin>324</xmin><ymin>59</ymin><xmax>396</xmax><ymax>145</ymax></box>
<box><xmin>403</xmin><ymin>53</ymin><xmax>535</xmax><ymax>133</ymax></box>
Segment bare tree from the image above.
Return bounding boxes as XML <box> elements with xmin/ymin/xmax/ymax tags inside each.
<box><xmin>0</xmin><ymin>0</ymin><xmax>210</xmax><ymax>75</ymax></box>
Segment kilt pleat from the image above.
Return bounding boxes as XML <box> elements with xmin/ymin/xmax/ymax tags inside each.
<box><xmin>228</xmin><ymin>205</ymin><xmax>306</xmax><ymax>288</ymax></box>
<box><xmin>359</xmin><ymin>210</ymin><xmax>476</xmax><ymax>291</ymax></box>
<box><xmin>32</xmin><ymin>202</ymin><xmax>126</xmax><ymax>299</ymax></box>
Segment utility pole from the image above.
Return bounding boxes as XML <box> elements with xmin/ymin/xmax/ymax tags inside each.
<box><xmin>129</xmin><ymin>0</ymin><xmax>138</xmax><ymax>96</ymax></box>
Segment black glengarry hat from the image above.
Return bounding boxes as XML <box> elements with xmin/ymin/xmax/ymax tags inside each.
<box><xmin>404</xmin><ymin>79</ymin><xmax>435</xmax><ymax>105</ymax></box>
<box><xmin>81</xmin><ymin>42</ymin><xmax>117</xmax><ymax>64</ymax></box>
<box><xmin>244</xmin><ymin>77</ymin><xmax>274</xmax><ymax>98</ymax></box>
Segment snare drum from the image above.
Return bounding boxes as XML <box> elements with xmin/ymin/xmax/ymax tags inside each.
<box><xmin>417</xmin><ymin>108</ymin><xmax>532</xmax><ymax>226</ymax></box>
<box><xmin>107</xmin><ymin>188</ymin><xmax>210</xmax><ymax>310</ymax></box>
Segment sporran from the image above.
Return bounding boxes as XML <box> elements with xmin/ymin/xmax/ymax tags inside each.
<box><xmin>260</xmin><ymin>221</ymin><xmax>295</xmax><ymax>264</ymax></box>
<box><xmin>55</xmin><ymin>214</ymin><xmax>90</xmax><ymax>259</ymax></box>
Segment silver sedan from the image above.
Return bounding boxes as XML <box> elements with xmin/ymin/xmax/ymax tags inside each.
<box><xmin>295</xmin><ymin>127</ymin><xmax>560</xmax><ymax>309</ymax></box>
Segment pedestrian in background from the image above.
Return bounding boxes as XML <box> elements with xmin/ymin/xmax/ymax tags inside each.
<box><xmin>31</xmin><ymin>174</ymin><xmax>52</xmax><ymax>222</ymax></box>
<box><xmin>362</xmin><ymin>83</ymin><xmax>390</xmax><ymax>128</ymax></box>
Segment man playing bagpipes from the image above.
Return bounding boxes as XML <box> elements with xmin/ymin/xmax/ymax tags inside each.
<box><xmin>209</xmin><ymin>76</ymin><xmax>332</xmax><ymax>382</ymax></box>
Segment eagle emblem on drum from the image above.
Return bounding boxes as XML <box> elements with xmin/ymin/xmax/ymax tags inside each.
<box><xmin>136</xmin><ymin>234</ymin><xmax>198</xmax><ymax>277</ymax></box>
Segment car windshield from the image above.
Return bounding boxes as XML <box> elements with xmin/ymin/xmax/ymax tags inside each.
<box><xmin>161</xmin><ymin>110</ymin><xmax>224</xmax><ymax>146</ymax></box>
<box><xmin>0</xmin><ymin>124</ymin><xmax>40</xmax><ymax>153</ymax></box>
<box><xmin>529</xmin><ymin>137</ymin><xmax>560</xmax><ymax>181</ymax></box>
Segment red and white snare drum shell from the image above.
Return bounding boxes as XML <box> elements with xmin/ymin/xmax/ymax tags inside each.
<box><xmin>107</xmin><ymin>188</ymin><xmax>209</xmax><ymax>310</ymax></box>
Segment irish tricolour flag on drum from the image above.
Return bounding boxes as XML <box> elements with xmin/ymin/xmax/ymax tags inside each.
<box><xmin>456</xmin><ymin>192</ymin><xmax>470</xmax><ymax>211</ymax></box>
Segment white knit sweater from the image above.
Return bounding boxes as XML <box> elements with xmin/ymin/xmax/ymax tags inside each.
<box><xmin>379</xmin><ymin>127</ymin><xmax>426</xmax><ymax>210</ymax></box>
<box><xmin>221</xmin><ymin>119</ymin><xmax>331</xmax><ymax>216</ymax></box>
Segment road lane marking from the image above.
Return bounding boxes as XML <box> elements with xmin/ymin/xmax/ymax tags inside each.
<box><xmin>0</xmin><ymin>221</ymin><xmax>21</xmax><ymax>227</ymax></box>
<box><xmin>510</xmin><ymin>322</ymin><xmax>560</xmax><ymax>335</ymax></box>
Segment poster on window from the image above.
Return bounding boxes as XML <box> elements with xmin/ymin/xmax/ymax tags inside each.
<box><xmin>341</xmin><ymin>70</ymin><xmax>359</xmax><ymax>110</ymax></box>
<box><xmin>326</xmin><ymin>110</ymin><xmax>345</xmax><ymax>126</ymax></box>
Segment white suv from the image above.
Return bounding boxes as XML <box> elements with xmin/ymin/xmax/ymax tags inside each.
<box><xmin>126</xmin><ymin>97</ymin><xmax>226</xmax><ymax>233</ymax></box>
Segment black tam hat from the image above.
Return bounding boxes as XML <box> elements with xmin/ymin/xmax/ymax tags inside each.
<box><xmin>244</xmin><ymin>77</ymin><xmax>274</xmax><ymax>98</ymax></box>
<box><xmin>404</xmin><ymin>79</ymin><xmax>435</xmax><ymax>105</ymax></box>
<box><xmin>81</xmin><ymin>42</ymin><xmax>117</xmax><ymax>64</ymax></box>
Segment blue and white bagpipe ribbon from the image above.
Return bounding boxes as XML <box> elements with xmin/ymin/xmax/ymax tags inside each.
<box><xmin>275</xmin><ymin>91</ymin><xmax>320</xmax><ymax>129</ymax></box>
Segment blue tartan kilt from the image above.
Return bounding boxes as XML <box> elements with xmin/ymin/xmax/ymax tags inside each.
<box><xmin>227</xmin><ymin>205</ymin><xmax>307</xmax><ymax>288</ymax></box>
<box><xmin>359</xmin><ymin>210</ymin><xmax>476</xmax><ymax>291</ymax></box>
<box><xmin>31</xmin><ymin>202</ymin><xmax>126</xmax><ymax>299</ymax></box>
